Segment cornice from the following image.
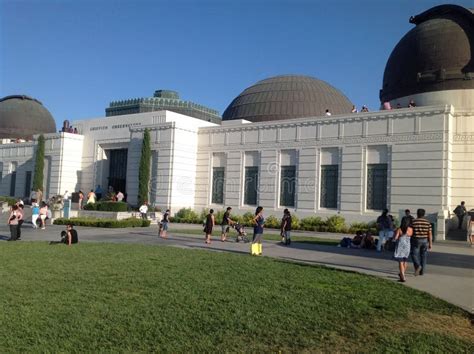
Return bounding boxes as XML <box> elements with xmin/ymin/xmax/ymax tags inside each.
<box><xmin>198</xmin><ymin>106</ymin><xmax>450</xmax><ymax>135</ymax></box>
<box><xmin>199</xmin><ymin>132</ymin><xmax>444</xmax><ymax>151</ymax></box>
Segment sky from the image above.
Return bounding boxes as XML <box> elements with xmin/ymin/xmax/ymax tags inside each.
<box><xmin>1</xmin><ymin>0</ymin><xmax>472</xmax><ymax>130</ymax></box>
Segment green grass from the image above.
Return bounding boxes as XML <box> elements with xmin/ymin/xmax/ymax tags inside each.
<box><xmin>172</xmin><ymin>228</ymin><xmax>340</xmax><ymax>246</ymax></box>
<box><xmin>0</xmin><ymin>243</ymin><xmax>472</xmax><ymax>352</ymax></box>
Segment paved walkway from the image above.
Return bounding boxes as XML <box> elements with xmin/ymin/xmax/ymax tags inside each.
<box><xmin>1</xmin><ymin>222</ymin><xmax>473</xmax><ymax>313</ymax></box>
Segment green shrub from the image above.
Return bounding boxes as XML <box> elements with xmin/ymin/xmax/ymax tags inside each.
<box><xmin>0</xmin><ymin>196</ymin><xmax>17</xmax><ymax>206</ymax></box>
<box><xmin>264</xmin><ymin>215</ymin><xmax>280</xmax><ymax>229</ymax></box>
<box><xmin>173</xmin><ymin>208</ymin><xmax>200</xmax><ymax>223</ymax></box>
<box><xmin>291</xmin><ymin>214</ymin><xmax>300</xmax><ymax>230</ymax></box>
<box><xmin>326</xmin><ymin>215</ymin><xmax>346</xmax><ymax>233</ymax></box>
<box><xmin>83</xmin><ymin>202</ymin><xmax>128</xmax><ymax>212</ymax></box>
<box><xmin>300</xmin><ymin>216</ymin><xmax>325</xmax><ymax>231</ymax></box>
<box><xmin>83</xmin><ymin>203</ymin><xmax>97</xmax><ymax>211</ymax></box>
<box><xmin>241</xmin><ymin>212</ymin><xmax>255</xmax><ymax>227</ymax></box>
<box><xmin>54</xmin><ymin>217</ymin><xmax>150</xmax><ymax>228</ymax></box>
<box><xmin>348</xmin><ymin>222</ymin><xmax>369</xmax><ymax>233</ymax></box>
<box><xmin>97</xmin><ymin>202</ymin><xmax>128</xmax><ymax>212</ymax></box>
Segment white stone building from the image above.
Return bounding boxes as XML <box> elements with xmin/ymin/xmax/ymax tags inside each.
<box><xmin>0</xmin><ymin>4</ymin><xmax>472</xmax><ymax>240</ymax></box>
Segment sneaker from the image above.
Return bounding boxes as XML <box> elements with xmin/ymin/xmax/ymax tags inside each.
<box><xmin>414</xmin><ymin>267</ymin><xmax>421</xmax><ymax>276</ymax></box>
<box><xmin>419</xmin><ymin>269</ymin><xmax>424</xmax><ymax>276</ymax></box>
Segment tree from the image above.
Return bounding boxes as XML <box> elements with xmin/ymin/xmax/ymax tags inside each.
<box><xmin>138</xmin><ymin>128</ymin><xmax>151</xmax><ymax>205</ymax></box>
<box><xmin>32</xmin><ymin>134</ymin><xmax>45</xmax><ymax>192</ymax></box>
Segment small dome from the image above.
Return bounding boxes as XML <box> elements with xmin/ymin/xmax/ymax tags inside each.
<box><xmin>223</xmin><ymin>75</ymin><xmax>353</xmax><ymax>122</ymax></box>
<box><xmin>380</xmin><ymin>5</ymin><xmax>474</xmax><ymax>103</ymax></box>
<box><xmin>0</xmin><ymin>95</ymin><xmax>56</xmax><ymax>139</ymax></box>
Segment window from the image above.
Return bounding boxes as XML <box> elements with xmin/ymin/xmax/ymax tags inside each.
<box><xmin>244</xmin><ymin>166</ymin><xmax>258</xmax><ymax>206</ymax></box>
<box><xmin>367</xmin><ymin>163</ymin><xmax>388</xmax><ymax>210</ymax></box>
<box><xmin>10</xmin><ymin>171</ymin><xmax>16</xmax><ymax>197</ymax></box>
<box><xmin>320</xmin><ymin>165</ymin><xmax>338</xmax><ymax>208</ymax></box>
<box><xmin>24</xmin><ymin>171</ymin><xmax>32</xmax><ymax>198</ymax></box>
<box><xmin>280</xmin><ymin>165</ymin><xmax>296</xmax><ymax>207</ymax></box>
<box><xmin>212</xmin><ymin>167</ymin><xmax>225</xmax><ymax>204</ymax></box>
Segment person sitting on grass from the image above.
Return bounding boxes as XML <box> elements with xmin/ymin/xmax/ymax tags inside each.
<box><xmin>350</xmin><ymin>231</ymin><xmax>365</xmax><ymax>248</ymax></box>
<box><xmin>50</xmin><ymin>224</ymin><xmax>79</xmax><ymax>246</ymax></box>
<box><xmin>362</xmin><ymin>231</ymin><xmax>376</xmax><ymax>249</ymax></box>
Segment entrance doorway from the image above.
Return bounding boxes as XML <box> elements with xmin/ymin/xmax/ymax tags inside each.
<box><xmin>108</xmin><ymin>149</ymin><xmax>128</xmax><ymax>194</ymax></box>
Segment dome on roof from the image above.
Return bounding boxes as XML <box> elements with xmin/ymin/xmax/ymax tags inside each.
<box><xmin>222</xmin><ymin>75</ymin><xmax>353</xmax><ymax>122</ymax></box>
<box><xmin>380</xmin><ymin>4</ymin><xmax>474</xmax><ymax>103</ymax></box>
<box><xmin>0</xmin><ymin>95</ymin><xmax>56</xmax><ymax>139</ymax></box>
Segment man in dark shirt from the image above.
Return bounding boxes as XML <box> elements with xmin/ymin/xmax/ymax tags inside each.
<box><xmin>280</xmin><ymin>209</ymin><xmax>292</xmax><ymax>245</ymax></box>
<box><xmin>401</xmin><ymin>209</ymin><xmax>414</xmax><ymax>228</ymax></box>
<box><xmin>411</xmin><ymin>209</ymin><xmax>432</xmax><ymax>276</ymax></box>
<box><xmin>220</xmin><ymin>207</ymin><xmax>234</xmax><ymax>242</ymax></box>
<box><xmin>453</xmin><ymin>201</ymin><xmax>467</xmax><ymax>230</ymax></box>
<box><xmin>50</xmin><ymin>224</ymin><xmax>79</xmax><ymax>246</ymax></box>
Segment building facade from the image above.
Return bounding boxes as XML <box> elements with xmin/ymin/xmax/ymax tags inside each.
<box><xmin>0</xmin><ymin>4</ymin><xmax>472</xmax><ymax>240</ymax></box>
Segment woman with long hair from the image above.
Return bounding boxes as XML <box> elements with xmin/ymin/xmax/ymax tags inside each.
<box><xmin>393</xmin><ymin>224</ymin><xmax>413</xmax><ymax>282</ymax></box>
<box><xmin>252</xmin><ymin>206</ymin><xmax>264</xmax><ymax>255</ymax></box>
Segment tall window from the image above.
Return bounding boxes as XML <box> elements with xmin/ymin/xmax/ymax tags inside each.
<box><xmin>24</xmin><ymin>171</ymin><xmax>32</xmax><ymax>198</ymax></box>
<box><xmin>367</xmin><ymin>163</ymin><xmax>387</xmax><ymax>210</ymax></box>
<box><xmin>320</xmin><ymin>165</ymin><xmax>338</xmax><ymax>208</ymax></box>
<box><xmin>280</xmin><ymin>166</ymin><xmax>296</xmax><ymax>207</ymax></box>
<box><xmin>10</xmin><ymin>171</ymin><xmax>16</xmax><ymax>197</ymax></box>
<box><xmin>244</xmin><ymin>166</ymin><xmax>258</xmax><ymax>206</ymax></box>
<box><xmin>212</xmin><ymin>167</ymin><xmax>225</xmax><ymax>204</ymax></box>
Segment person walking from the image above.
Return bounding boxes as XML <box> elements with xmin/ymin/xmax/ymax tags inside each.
<box><xmin>139</xmin><ymin>202</ymin><xmax>148</xmax><ymax>220</ymax></box>
<box><xmin>39</xmin><ymin>202</ymin><xmax>48</xmax><ymax>230</ymax></box>
<box><xmin>453</xmin><ymin>201</ymin><xmax>467</xmax><ymax>229</ymax></box>
<box><xmin>376</xmin><ymin>209</ymin><xmax>394</xmax><ymax>252</ymax></box>
<box><xmin>16</xmin><ymin>204</ymin><xmax>24</xmax><ymax>240</ymax></box>
<box><xmin>87</xmin><ymin>190</ymin><xmax>96</xmax><ymax>204</ymax></box>
<box><xmin>31</xmin><ymin>201</ymin><xmax>40</xmax><ymax>229</ymax></box>
<box><xmin>280</xmin><ymin>209</ymin><xmax>292</xmax><ymax>245</ymax></box>
<box><xmin>78</xmin><ymin>190</ymin><xmax>84</xmax><ymax>210</ymax></box>
<box><xmin>252</xmin><ymin>206</ymin><xmax>265</xmax><ymax>255</ymax></box>
<box><xmin>393</xmin><ymin>224</ymin><xmax>413</xmax><ymax>282</ymax></box>
<box><xmin>7</xmin><ymin>205</ymin><xmax>20</xmax><ymax>241</ymax></box>
<box><xmin>411</xmin><ymin>208</ymin><xmax>433</xmax><ymax>276</ymax></box>
<box><xmin>160</xmin><ymin>209</ymin><xmax>170</xmax><ymax>239</ymax></box>
<box><xmin>204</xmin><ymin>209</ymin><xmax>215</xmax><ymax>244</ymax></box>
<box><xmin>220</xmin><ymin>206</ymin><xmax>234</xmax><ymax>242</ymax></box>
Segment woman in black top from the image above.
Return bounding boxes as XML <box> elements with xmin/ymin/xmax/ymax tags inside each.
<box><xmin>204</xmin><ymin>209</ymin><xmax>215</xmax><ymax>244</ymax></box>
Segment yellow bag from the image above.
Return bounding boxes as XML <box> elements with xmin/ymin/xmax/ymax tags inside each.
<box><xmin>251</xmin><ymin>243</ymin><xmax>259</xmax><ymax>255</ymax></box>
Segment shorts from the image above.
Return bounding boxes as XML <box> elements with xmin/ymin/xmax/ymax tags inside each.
<box><xmin>161</xmin><ymin>222</ymin><xmax>169</xmax><ymax>231</ymax></box>
<box><xmin>40</xmin><ymin>214</ymin><xmax>46</xmax><ymax>220</ymax></box>
<box><xmin>221</xmin><ymin>225</ymin><xmax>230</xmax><ymax>233</ymax></box>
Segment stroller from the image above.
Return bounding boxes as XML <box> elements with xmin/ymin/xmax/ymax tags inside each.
<box><xmin>233</xmin><ymin>223</ymin><xmax>249</xmax><ymax>243</ymax></box>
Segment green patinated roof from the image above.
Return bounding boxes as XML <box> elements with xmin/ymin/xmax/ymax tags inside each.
<box><xmin>106</xmin><ymin>90</ymin><xmax>221</xmax><ymax>124</ymax></box>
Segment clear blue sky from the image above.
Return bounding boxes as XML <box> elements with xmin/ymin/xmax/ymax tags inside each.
<box><xmin>1</xmin><ymin>0</ymin><xmax>471</xmax><ymax>129</ymax></box>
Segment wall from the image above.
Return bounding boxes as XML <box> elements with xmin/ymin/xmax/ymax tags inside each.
<box><xmin>196</xmin><ymin>106</ymin><xmax>454</xmax><ymax>229</ymax></box>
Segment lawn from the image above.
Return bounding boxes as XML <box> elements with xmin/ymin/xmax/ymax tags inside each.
<box><xmin>0</xmin><ymin>243</ymin><xmax>472</xmax><ymax>352</ymax></box>
<box><xmin>172</xmin><ymin>227</ymin><xmax>340</xmax><ymax>246</ymax></box>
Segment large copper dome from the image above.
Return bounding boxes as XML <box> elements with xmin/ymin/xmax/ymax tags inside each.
<box><xmin>222</xmin><ymin>75</ymin><xmax>353</xmax><ymax>122</ymax></box>
<box><xmin>0</xmin><ymin>95</ymin><xmax>56</xmax><ymax>139</ymax></box>
<box><xmin>380</xmin><ymin>5</ymin><xmax>474</xmax><ymax>102</ymax></box>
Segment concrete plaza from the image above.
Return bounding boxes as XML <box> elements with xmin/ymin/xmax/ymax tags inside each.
<box><xmin>1</xmin><ymin>222</ymin><xmax>472</xmax><ymax>313</ymax></box>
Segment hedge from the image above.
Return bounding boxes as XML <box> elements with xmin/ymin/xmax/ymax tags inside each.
<box><xmin>54</xmin><ymin>217</ymin><xmax>150</xmax><ymax>228</ymax></box>
<box><xmin>0</xmin><ymin>196</ymin><xmax>17</xmax><ymax>206</ymax></box>
<box><xmin>171</xmin><ymin>207</ymin><xmax>381</xmax><ymax>234</ymax></box>
<box><xmin>83</xmin><ymin>201</ymin><xmax>128</xmax><ymax>212</ymax></box>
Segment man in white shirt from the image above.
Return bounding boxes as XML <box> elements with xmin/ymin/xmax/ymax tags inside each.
<box><xmin>63</xmin><ymin>190</ymin><xmax>70</xmax><ymax>201</ymax></box>
<box><xmin>139</xmin><ymin>202</ymin><xmax>148</xmax><ymax>220</ymax></box>
<box><xmin>325</xmin><ymin>109</ymin><xmax>331</xmax><ymax>116</ymax></box>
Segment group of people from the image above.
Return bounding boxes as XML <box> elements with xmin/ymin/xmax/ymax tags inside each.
<box><xmin>203</xmin><ymin>206</ymin><xmax>292</xmax><ymax>255</ymax></box>
<box><xmin>73</xmin><ymin>185</ymin><xmax>125</xmax><ymax>209</ymax></box>
<box><xmin>7</xmin><ymin>198</ymin><xmax>50</xmax><ymax>241</ymax></box>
